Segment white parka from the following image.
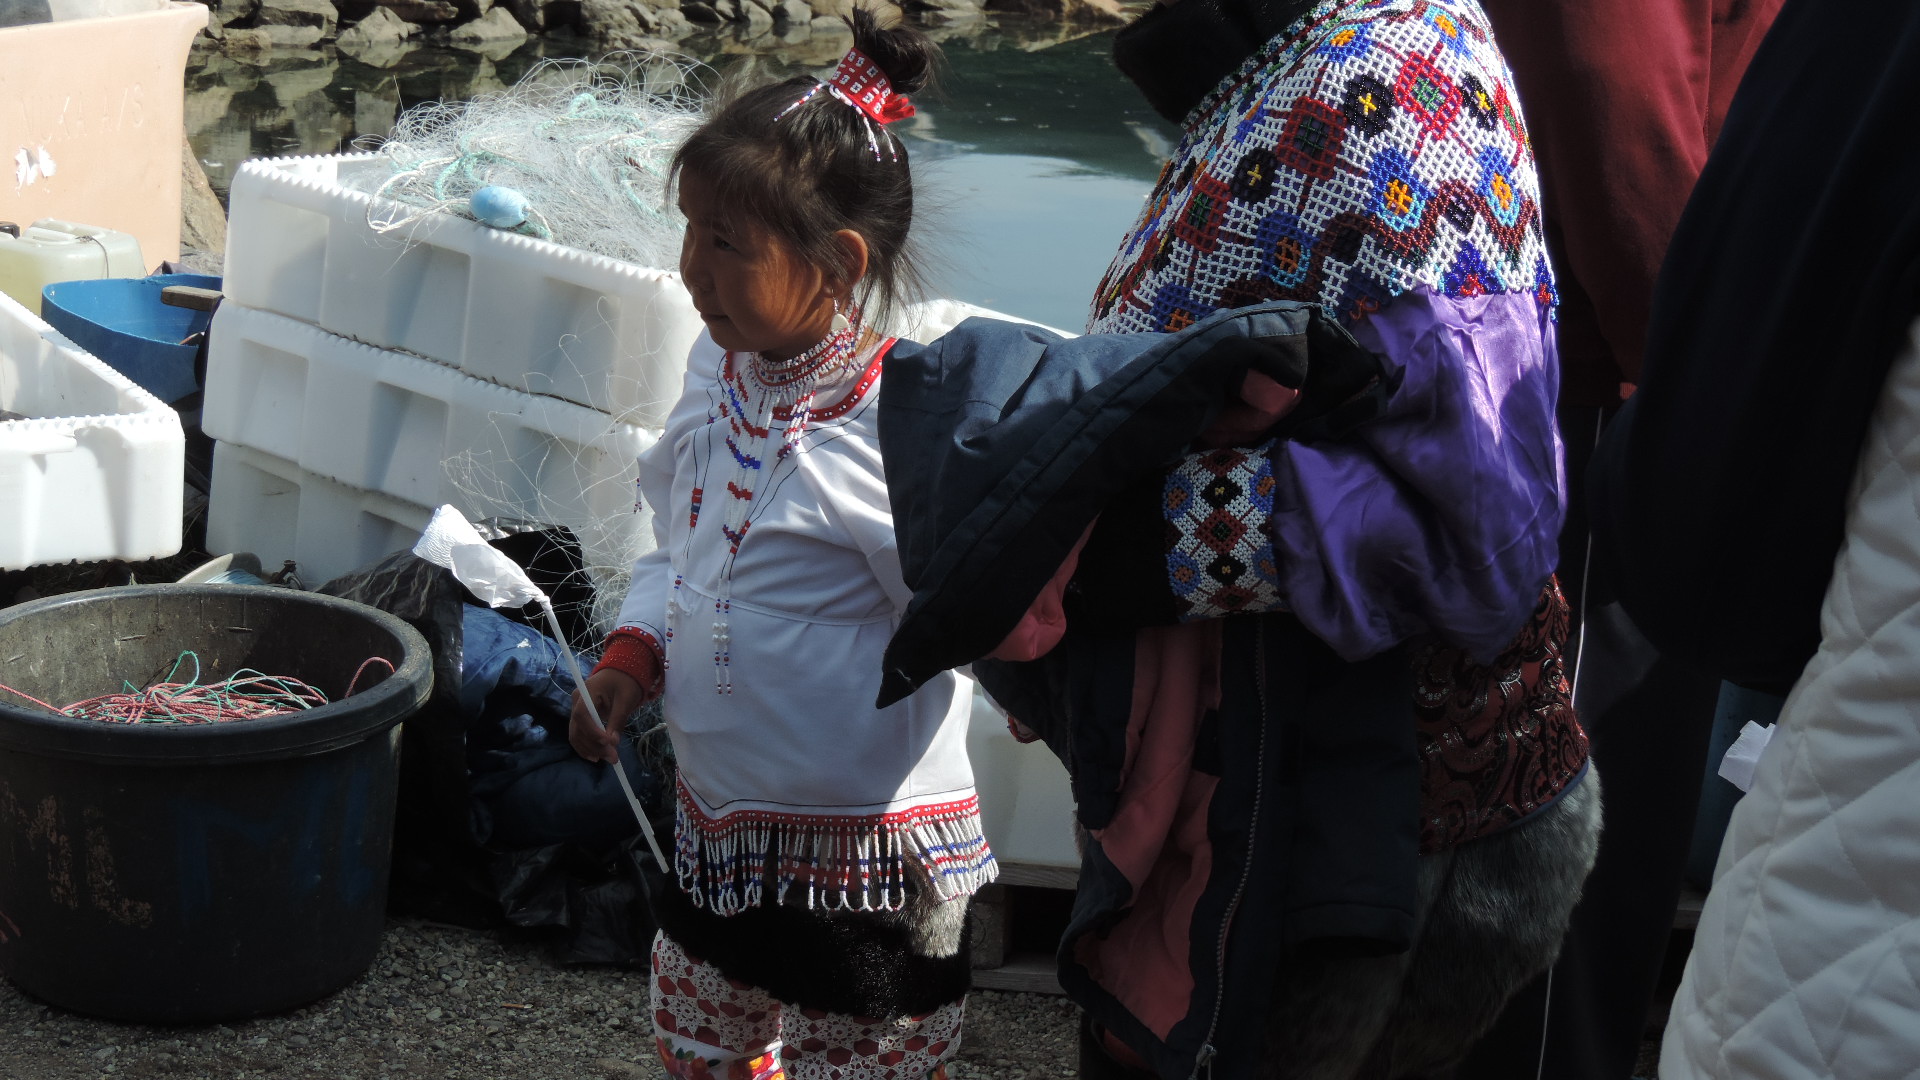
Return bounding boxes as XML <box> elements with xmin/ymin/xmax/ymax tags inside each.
<box><xmin>1661</xmin><ymin>318</ymin><xmax>1920</xmax><ymax>1078</ymax></box>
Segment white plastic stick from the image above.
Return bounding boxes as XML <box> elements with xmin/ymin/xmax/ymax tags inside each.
<box><xmin>545</xmin><ymin>603</ymin><xmax>671</xmax><ymax>873</ymax></box>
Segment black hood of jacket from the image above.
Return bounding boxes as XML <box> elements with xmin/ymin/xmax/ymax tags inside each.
<box><xmin>1113</xmin><ymin>0</ymin><xmax>1320</xmax><ymax>124</ymax></box>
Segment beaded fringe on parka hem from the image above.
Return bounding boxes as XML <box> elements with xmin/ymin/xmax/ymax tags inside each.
<box><xmin>672</xmin><ymin>774</ymin><xmax>999</xmax><ymax>915</ymax></box>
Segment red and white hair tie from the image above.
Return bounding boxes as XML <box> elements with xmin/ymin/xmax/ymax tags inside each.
<box><xmin>774</xmin><ymin>46</ymin><xmax>917</xmax><ymax>160</ymax></box>
<box><xmin>825</xmin><ymin>47</ymin><xmax>916</xmax><ymax>125</ymax></box>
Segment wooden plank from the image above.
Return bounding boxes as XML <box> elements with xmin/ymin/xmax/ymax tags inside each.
<box><xmin>995</xmin><ymin>861</ymin><xmax>1079</xmax><ymax>891</ymax></box>
<box><xmin>970</xmin><ymin>952</ymin><xmax>1064</xmax><ymax>996</ymax></box>
<box><xmin>968</xmin><ymin>884</ymin><xmax>1009</xmax><ymax>969</ymax></box>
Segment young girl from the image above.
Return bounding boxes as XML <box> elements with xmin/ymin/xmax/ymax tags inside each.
<box><xmin>567</xmin><ymin>13</ymin><xmax>995</xmax><ymax>1079</ymax></box>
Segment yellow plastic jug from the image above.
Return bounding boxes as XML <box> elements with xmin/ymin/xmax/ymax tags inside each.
<box><xmin>0</xmin><ymin>219</ymin><xmax>145</xmax><ymax>315</ymax></box>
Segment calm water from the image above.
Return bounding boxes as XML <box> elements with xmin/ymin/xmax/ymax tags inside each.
<box><xmin>184</xmin><ymin>25</ymin><xmax>1178</xmax><ymax>331</ymax></box>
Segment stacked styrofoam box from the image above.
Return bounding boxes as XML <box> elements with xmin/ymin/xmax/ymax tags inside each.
<box><xmin>222</xmin><ymin>154</ymin><xmax>700</xmax><ymax>428</ymax></box>
<box><xmin>0</xmin><ymin>289</ymin><xmax>184</xmax><ymax>569</ymax></box>
<box><xmin>203</xmin><ymin>304</ymin><xmax>658</xmax><ymax>588</ymax></box>
<box><xmin>208</xmin><ymin>152</ymin><xmax>691</xmax><ymax>593</ymax></box>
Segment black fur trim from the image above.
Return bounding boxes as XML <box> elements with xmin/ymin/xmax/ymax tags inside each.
<box><xmin>644</xmin><ymin>871</ymin><xmax>972</xmax><ymax>1019</ymax></box>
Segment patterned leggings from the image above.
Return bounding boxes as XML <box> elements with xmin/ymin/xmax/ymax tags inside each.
<box><xmin>650</xmin><ymin>931</ymin><xmax>965</xmax><ymax>1080</ymax></box>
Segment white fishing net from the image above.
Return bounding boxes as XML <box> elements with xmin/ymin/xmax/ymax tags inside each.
<box><xmin>324</xmin><ymin>51</ymin><xmax>717</xmax><ymax>646</ymax></box>
<box><xmin>441</xmin><ymin>438</ymin><xmax>654</xmax><ymax>651</ymax></box>
<box><xmin>347</xmin><ymin>51</ymin><xmax>710</xmax><ymax>271</ymax></box>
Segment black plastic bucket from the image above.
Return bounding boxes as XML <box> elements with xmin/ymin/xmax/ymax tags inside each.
<box><xmin>0</xmin><ymin>585</ymin><xmax>432</xmax><ymax>1022</ymax></box>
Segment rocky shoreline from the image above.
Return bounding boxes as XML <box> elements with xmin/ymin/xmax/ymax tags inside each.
<box><xmin>198</xmin><ymin>0</ymin><xmax>1129</xmax><ymax>61</ymax></box>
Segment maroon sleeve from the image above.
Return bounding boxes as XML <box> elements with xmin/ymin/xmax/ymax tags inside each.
<box><xmin>1480</xmin><ymin>0</ymin><xmax>1784</xmax><ymax>408</ymax></box>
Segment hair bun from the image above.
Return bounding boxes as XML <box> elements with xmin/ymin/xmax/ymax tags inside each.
<box><xmin>845</xmin><ymin>6</ymin><xmax>938</xmax><ymax>97</ymax></box>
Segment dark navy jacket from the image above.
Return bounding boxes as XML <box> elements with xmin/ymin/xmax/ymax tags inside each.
<box><xmin>879</xmin><ymin>304</ymin><xmax>1420</xmax><ymax>1080</ymax></box>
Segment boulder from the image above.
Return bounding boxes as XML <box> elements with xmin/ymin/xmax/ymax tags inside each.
<box><xmin>219</xmin><ymin>26</ymin><xmax>274</xmax><ymax>50</ymax></box>
<box><xmin>345</xmin><ymin>38</ymin><xmax>417</xmax><ymax>64</ymax></box>
<box><xmin>738</xmin><ymin>0</ymin><xmax>772</xmax><ymax>30</ymax></box>
<box><xmin>769</xmin><ymin>0</ymin><xmax>807</xmax><ymax>22</ymax></box>
<box><xmin>983</xmin><ymin>0</ymin><xmax>1122</xmax><ymax>18</ymax></box>
<box><xmin>376</xmin><ymin>0</ymin><xmax>461</xmax><ymax>24</ymax></box>
<box><xmin>763</xmin><ymin>16</ymin><xmax>809</xmax><ymax>42</ymax></box>
<box><xmin>539</xmin><ymin>0</ymin><xmax>582</xmax><ymax>30</ymax></box>
<box><xmin>600</xmin><ymin>27</ymin><xmax>685</xmax><ymax>46</ymax></box>
<box><xmin>680</xmin><ymin>1</ymin><xmax>722</xmax><ymax>21</ymax></box>
<box><xmin>215</xmin><ymin>0</ymin><xmax>258</xmax><ymax>27</ymax></box>
<box><xmin>576</xmin><ymin>0</ymin><xmax>696</xmax><ymax>40</ymax></box>
<box><xmin>645</xmin><ymin>7</ymin><xmax>694</xmax><ymax>36</ymax></box>
<box><xmin>449</xmin><ymin>4</ymin><xmax>527</xmax><ymax>42</ymax></box>
<box><xmin>903</xmin><ymin>0</ymin><xmax>981</xmax><ymax>21</ymax></box>
<box><xmin>179</xmin><ymin>137</ymin><xmax>227</xmax><ymax>264</ymax></box>
<box><xmin>184</xmin><ymin>85</ymin><xmax>237</xmax><ymax>137</ymax></box>
<box><xmin>809</xmin><ymin>0</ymin><xmax>897</xmax><ymax>20</ymax></box>
<box><xmin>257</xmin><ymin>21</ymin><xmax>326</xmax><ymax>44</ymax></box>
<box><xmin>337</xmin><ymin>4</ymin><xmax>412</xmax><ymax>47</ymax></box>
<box><xmin>500</xmin><ymin>0</ymin><xmax>541</xmax><ymax>29</ymax></box>
<box><xmin>254</xmin><ymin>0</ymin><xmax>336</xmax><ymax>43</ymax></box>
<box><xmin>262</xmin><ymin>59</ymin><xmax>338</xmax><ymax>105</ymax></box>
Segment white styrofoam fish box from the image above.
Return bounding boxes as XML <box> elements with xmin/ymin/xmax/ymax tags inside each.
<box><xmin>0</xmin><ymin>289</ymin><xmax>183</xmax><ymax>569</ymax></box>
<box><xmin>222</xmin><ymin>153</ymin><xmax>701</xmax><ymax>429</ymax></box>
<box><xmin>203</xmin><ymin>302</ymin><xmax>658</xmax><ymax>576</ymax></box>
<box><xmin>206</xmin><ymin>440</ymin><xmax>436</xmax><ymax>589</ymax></box>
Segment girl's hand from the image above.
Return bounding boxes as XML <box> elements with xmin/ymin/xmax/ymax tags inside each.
<box><xmin>569</xmin><ymin>669</ymin><xmax>649</xmax><ymax>765</ymax></box>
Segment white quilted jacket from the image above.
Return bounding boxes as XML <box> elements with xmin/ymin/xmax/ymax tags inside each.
<box><xmin>1661</xmin><ymin>318</ymin><xmax>1920</xmax><ymax>1078</ymax></box>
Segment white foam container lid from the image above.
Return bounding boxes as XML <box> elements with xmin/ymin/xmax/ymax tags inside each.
<box><xmin>223</xmin><ymin>153</ymin><xmax>703</xmax><ymax>430</ymax></box>
<box><xmin>0</xmin><ymin>289</ymin><xmax>183</xmax><ymax>569</ymax></box>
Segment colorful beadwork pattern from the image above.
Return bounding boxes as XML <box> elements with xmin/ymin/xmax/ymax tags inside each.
<box><xmin>1163</xmin><ymin>444</ymin><xmax>1286</xmax><ymax>620</ymax></box>
<box><xmin>652</xmin><ymin>932</ymin><xmax>786</xmax><ymax>1079</ymax></box>
<box><xmin>674</xmin><ymin>775</ymin><xmax>998</xmax><ymax>916</ymax></box>
<box><xmin>1089</xmin><ymin>0</ymin><xmax>1553</xmax><ymax>334</ymax></box>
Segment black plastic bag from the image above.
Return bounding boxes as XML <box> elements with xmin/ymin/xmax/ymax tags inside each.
<box><xmin>320</xmin><ymin>550</ymin><xmax>667</xmax><ymax>967</ymax></box>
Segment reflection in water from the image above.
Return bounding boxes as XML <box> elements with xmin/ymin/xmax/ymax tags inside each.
<box><xmin>185</xmin><ymin>23</ymin><xmax>1177</xmax><ymax>330</ymax></box>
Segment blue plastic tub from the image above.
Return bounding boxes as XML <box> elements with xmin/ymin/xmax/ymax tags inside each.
<box><xmin>40</xmin><ymin>273</ymin><xmax>221</xmax><ymax>404</ymax></box>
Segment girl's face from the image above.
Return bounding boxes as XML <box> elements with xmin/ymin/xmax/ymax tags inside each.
<box><xmin>677</xmin><ymin>169</ymin><xmax>836</xmax><ymax>361</ymax></box>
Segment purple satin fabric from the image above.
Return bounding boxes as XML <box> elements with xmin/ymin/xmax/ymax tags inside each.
<box><xmin>1267</xmin><ymin>287</ymin><xmax>1564</xmax><ymax>662</ymax></box>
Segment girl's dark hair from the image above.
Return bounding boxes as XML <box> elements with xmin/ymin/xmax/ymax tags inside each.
<box><xmin>670</xmin><ymin>7</ymin><xmax>940</xmax><ymax>329</ymax></box>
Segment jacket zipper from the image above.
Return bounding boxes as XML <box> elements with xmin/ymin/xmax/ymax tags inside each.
<box><xmin>1191</xmin><ymin>621</ymin><xmax>1270</xmax><ymax>1079</ymax></box>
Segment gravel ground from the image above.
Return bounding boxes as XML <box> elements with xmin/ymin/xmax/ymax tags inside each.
<box><xmin>0</xmin><ymin>917</ymin><xmax>1079</xmax><ymax>1080</ymax></box>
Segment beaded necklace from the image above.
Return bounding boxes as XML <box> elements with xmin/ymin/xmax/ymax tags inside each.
<box><xmin>675</xmin><ymin>315</ymin><xmax>862</xmax><ymax>694</ymax></box>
